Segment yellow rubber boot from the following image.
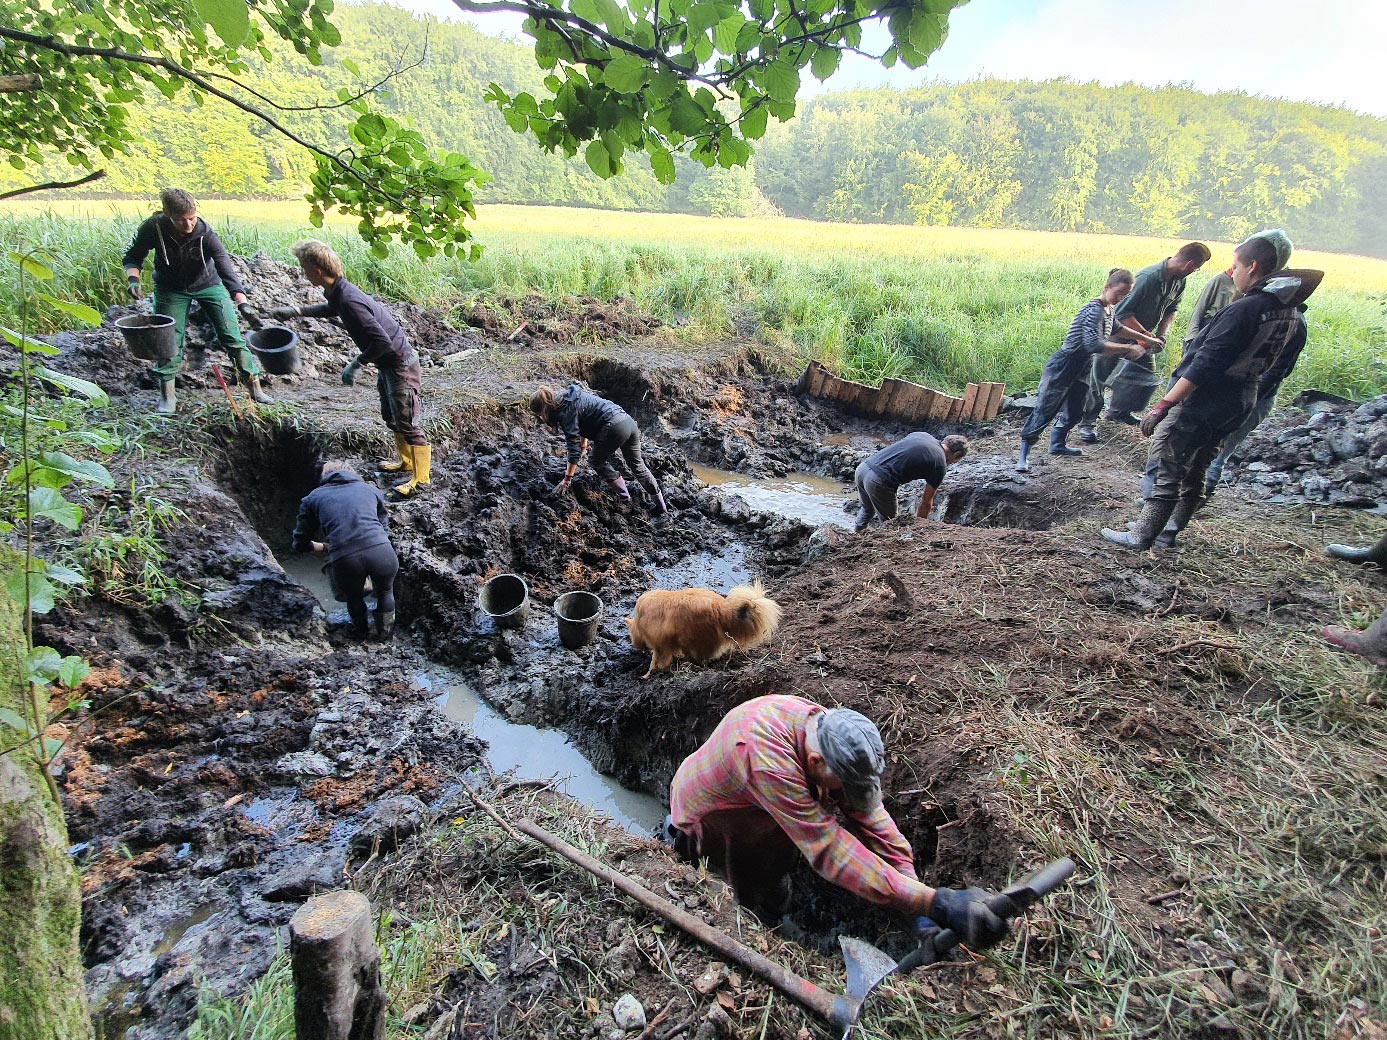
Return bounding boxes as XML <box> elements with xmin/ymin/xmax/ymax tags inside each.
<box><xmin>379</xmin><ymin>433</ymin><xmax>412</xmax><ymax>473</ymax></box>
<box><xmin>391</xmin><ymin>443</ymin><xmax>431</xmax><ymax>498</ymax></box>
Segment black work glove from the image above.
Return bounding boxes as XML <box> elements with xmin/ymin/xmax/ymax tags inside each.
<box><xmin>126</xmin><ymin>276</ymin><xmax>144</xmax><ymax>301</ymax></box>
<box><xmin>927</xmin><ymin>886</ymin><xmax>1010</xmax><ymax>950</ymax></box>
<box><xmin>1140</xmin><ymin>400</ymin><xmax>1173</xmax><ymax>438</ymax></box>
<box><xmin>237</xmin><ymin>301</ymin><xmax>262</xmax><ymax>325</ymax></box>
<box><xmin>271</xmin><ymin>305</ymin><xmax>299</xmax><ymax>321</ymax></box>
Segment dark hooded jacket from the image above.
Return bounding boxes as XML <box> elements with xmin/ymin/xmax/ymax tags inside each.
<box><xmin>551</xmin><ymin>383</ymin><xmax>633</xmax><ymax>465</ymax></box>
<box><xmin>291</xmin><ymin>471</ymin><xmax>391</xmax><ymax>562</ymax></box>
<box><xmin>299</xmin><ymin>278</ymin><xmax>418</xmax><ymax>373</ymax></box>
<box><xmin>121</xmin><ymin>215</ymin><xmax>245</xmax><ymax>296</ymax></box>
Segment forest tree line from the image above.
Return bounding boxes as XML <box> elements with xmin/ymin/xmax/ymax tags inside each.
<box><xmin>8</xmin><ymin>3</ymin><xmax>1384</xmax><ymax>256</ymax></box>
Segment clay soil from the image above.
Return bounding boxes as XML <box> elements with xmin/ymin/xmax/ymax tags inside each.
<box><xmin>32</xmin><ymin>256</ymin><xmax>1387</xmax><ymax>1040</ymax></box>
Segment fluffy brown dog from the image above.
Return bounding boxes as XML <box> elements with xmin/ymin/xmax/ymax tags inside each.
<box><xmin>627</xmin><ymin>581</ymin><xmax>782</xmax><ymax>678</ymax></box>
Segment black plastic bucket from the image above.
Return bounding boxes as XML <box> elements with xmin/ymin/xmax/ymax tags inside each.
<box><xmin>554</xmin><ymin>591</ymin><xmax>602</xmax><ymax>650</ymax></box>
<box><xmin>249</xmin><ymin>326</ymin><xmax>302</xmax><ymax>375</ymax></box>
<box><xmin>115</xmin><ymin>314</ymin><xmax>177</xmax><ymax>362</ymax></box>
<box><xmin>479</xmin><ymin>573</ymin><xmax>529</xmax><ymax>629</ymax></box>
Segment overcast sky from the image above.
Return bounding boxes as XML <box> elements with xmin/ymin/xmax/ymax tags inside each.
<box><xmin>389</xmin><ymin>0</ymin><xmax>1387</xmax><ymax>116</ymax></box>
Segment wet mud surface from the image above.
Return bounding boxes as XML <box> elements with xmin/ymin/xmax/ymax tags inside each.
<box><xmin>34</xmin><ymin>253</ymin><xmax>1387</xmax><ymax>1039</ymax></box>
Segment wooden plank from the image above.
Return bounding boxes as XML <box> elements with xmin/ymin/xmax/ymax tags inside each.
<box><xmin>927</xmin><ymin>391</ymin><xmax>953</xmax><ymax>421</ymax></box>
<box><xmin>905</xmin><ymin>385</ymin><xmax>935</xmax><ymax>423</ymax></box>
<box><xmin>807</xmin><ymin>362</ymin><xmax>829</xmax><ymax>397</ymax></box>
<box><xmin>960</xmin><ymin>382</ymin><xmax>980</xmax><ymax>421</ymax></box>
<box><xmin>877</xmin><ymin>377</ymin><xmax>910</xmax><ymax>418</ymax></box>
<box><xmin>944</xmin><ymin>395</ymin><xmax>964</xmax><ymax>423</ymax></box>
<box><xmin>982</xmin><ymin>381</ymin><xmax>1006</xmax><ymax>419</ymax></box>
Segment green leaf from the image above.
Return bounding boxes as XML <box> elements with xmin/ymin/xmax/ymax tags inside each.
<box><xmin>647</xmin><ymin>71</ymin><xmax>679</xmax><ymax>100</ymax></box>
<box><xmin>7</xmin><ymin>252</ymin><xmax>53</xmax><ymax>280</ymax></box>
<box><xmin>25</xmin><ymin>646</ymin><xmax>62</xmax><ymax>684</ymax></box>
<box><xmin>194</xmin><ymin>0</ymin><xmax>251</xmax><ymax>46</ymax></box>
<box><xmin>907</xmin><ymin>11</ymin><xmax>944</xmax><ymax>54</ymax></box>
<box><xmin>648</xmin><ymin>146</ymin><xmax>675</xmax><ymax>184</ymax></box>
<box><xmin>27</xmin><ymin>487</ymin><xmax>82</xmax><ymax>531</ymax></box>
<box><xmin>762</xmin><ymin>59</ymin><xmax>800</xmax><ymax>104</ymax></box>
<box><xmin>58</xmin><ymin>656</ymin><xmax>90</xmax><ymax>690</ymax></box>
<box><xmin>35</xmin><ymin>452</ymin><xmax>113</xmax><ymax>488</ymax></box>
<box><xmin>712</xmin><ymin>13</ymin><xmax>746</xmax><ymax>53</ymax></box>
<box><xmin>741</xmin><ymin>104</ymin><xmax>769</xmax><ymax>140</ymax></box>
<box><xmin>341</xmin><ymin>57</ymin><xmax>360</xmax><ymax>77</ymax></box>
<box><xmin>668</xmin><ymin>93</ymin><xmax>707</xmax><ymax>136</ymax></box>
<box><xmin>0</xmin><ymin>326</ymin><xmax>59</xmax><ymax>355</ymax></box>
<box><xmin>42</xmin><ymin>563</ymin><xmax>86</xmax><ymax>587</ymax></box>
<box><xmin>603</xmin><ymin>55</ymin><xmax>647</xmax><ymax>94</ymax></box>
<box><xmin>0</xmin><ymin>707</ymin><xmax>33</xmax><ymax>735</ymax></box>
<box><xmin>811</xmin><ymin>45</ymin><xmax>840</xmax><ymax>81</ymax></box>
<box><xmin>585</xmin><ymin>139</ymin><xmax>612</xmax><ymax>178</ymax></box>
<box><xmin>42</xmin><ymin>738</ymin><xmax>63</xmax><ymax>759</ymax></box>
<box><xmin>36</xmin><ymin>367</ymin><xmax>109</xmax><ymax>405</ymax></box>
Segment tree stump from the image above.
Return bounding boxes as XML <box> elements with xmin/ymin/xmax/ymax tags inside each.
<box><xmin>289</xmin><ymin>891</ymin><xmax>386</xmax><ymax>1040</ymax></box>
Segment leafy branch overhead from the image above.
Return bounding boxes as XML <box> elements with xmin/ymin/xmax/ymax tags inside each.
<box><xmin>464</xmin><ymin>0</ymin><xmax>965</xmax><ymax>180</ymax></box>
<box><xmin>0</xmin><ymin>0</ymin><xmax>490</xmax><ymax>258</ymax></box>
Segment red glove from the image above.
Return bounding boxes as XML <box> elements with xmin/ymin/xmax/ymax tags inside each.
<box><xmin>1140</xmin><ymin>400</ymin><xmax>1172</xmax><ymax>437</ymax></box>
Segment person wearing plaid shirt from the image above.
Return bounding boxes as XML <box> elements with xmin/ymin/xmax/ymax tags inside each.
<box><xmin>668</xmin><ymin>695</ymin><xmax>1007</xmax><ymax>946</ymax></box>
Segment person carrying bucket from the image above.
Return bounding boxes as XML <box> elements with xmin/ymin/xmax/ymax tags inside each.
<box><xmin>529</xmin><ymin>383</ymin><xmax>667</xmax><ymax>513</ymax></box>
<box><xmin>272</xmin><ymin>241</ymin><xmax>432</xmax><ymax>499</ymax></box>
<box><xmin>121</xmin><ymin>188</ymin><xmax>273</xmax><ymax>415</ymax></box>
<box><xmin>291</xmin><ymin>460</ymin><xmax>399</xmax><ymax>639</ymax></box>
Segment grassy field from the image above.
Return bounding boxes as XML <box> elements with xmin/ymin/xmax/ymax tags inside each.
<box><xmin>3</xmin><ymin>200</ymin><xmax>1385</xmax><ymax>399</ymax></box>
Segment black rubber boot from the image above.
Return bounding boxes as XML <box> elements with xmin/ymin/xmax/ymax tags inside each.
<box><xmin>1153</xmin><ymin>496</ymin><xmax>1201</xmax><ymax>549</ymax></box>
<box><xmin>1016</xmin><ymin>439</ymin><xmax>1033</xmax><ymax>473</ymax></box>
<box><xmin>1078</xmin><ymin>424</ymin><xmax>1098</xmax><ymax>444</ymax></box>
<box><xmin>375</xmin><ymin>610</ymin><xmax>396</xmax><ymax>639</ymax></box>
<box><xmin>1102</xmin><ymin>499</ymin><xmax>1177</xmax><ymax>550</ymax></box>
<box><xmin>1050</xmin><ymin>428</ymin><xmax>1082</xmax><ymax>457</ymax></box>
<box><xmin>1325</xmin><ymin>533</ymin><xmax>1387</xmax><ymax>568</ymax></box>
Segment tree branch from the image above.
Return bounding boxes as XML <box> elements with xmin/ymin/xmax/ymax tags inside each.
<box><xmin>0</xmin><ymin>73</ymin><xmax>42</xmax><ymax>92</ymax></box>
<box><xmin>0</xmin><ymin>170</ymin><xmax>106</xmax><ymax>201</ymax></box>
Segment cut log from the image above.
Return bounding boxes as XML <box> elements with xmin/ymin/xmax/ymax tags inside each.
<box><xmin>291</xmin><ymin>891</ymin><xmax>386</xmax><ymax>1040</ymax></box>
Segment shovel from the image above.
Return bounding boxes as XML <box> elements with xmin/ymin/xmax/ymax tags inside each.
<box><xmin>838</xmin><ymin>857</ymin><xmax>1077</xmax><ymax>1038</ymax></box>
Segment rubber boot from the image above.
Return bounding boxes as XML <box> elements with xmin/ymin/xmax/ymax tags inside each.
<box><xmin>1325</xmin><ymin>533</ymin><xmax>1387</xmax><ymax>568</ymax></box>
<box><xmin>1101</xmin><ymin>499</ymin><xmax>1177</xmax><ymax>550</ymax></box>
<box><xmin>610</xmin><ymin>475</ymin><xmax>631</xmax><ymax>502</ymax></box>
<box><xmin>390</xmin><ymin>443</ymin><xmax>431</xmax><ymax>498</ymax></box>
<box><xmin>156</xmin><ymin>380</ymin><xmax>177</xmax><ymax>415</ymax></box>
<box><xmin>1324</xmin><ymin>610</ymin><xmax>1387</xmax><ymax>666</ymax></box>
<box><xmin>1104</xmin><ymin>408</ymin><xmax>1139</xmax><ymax>426</ymax></box>
<box><xmin>653</xmin><ymin>489</ymin><xmax>668</xmax><ymax>514</ymax></box>
<box><xmin>1050</xmin><ymin>428</ymin><xmax>1082</xmax><ymax>457</ymax></box>
<box><xmin>379</xmin><ymin>433</ymin><xmax>412</xmax><ymax>474</ymax></box>
<box><xmin>375</xmin><ymin>610</ymin><xmax>396</xmax><ymax>639</ymax></box>
<box><xmin>1153</xmin><ymin>496</ymin><xmax>1201</xmax><ymax>549</ymax></box>
<box><xmin>247</xmin><ymin>375</ymin><xmax>273</xmax><ymax>404</ymax></box>
<box><xmin>1078</xmin><ymin>424</ymin><xmax>1098</xmax><ymax>444</ymax></box>
<box><xmin>1015</xmin><ymin>439</ymin><xmax>1033</xmax><ymax>473</ymax></box>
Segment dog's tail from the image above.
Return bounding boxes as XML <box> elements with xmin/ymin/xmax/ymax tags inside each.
<box><xmin>722</xmin><ymin>580</ymin><xmax>782</xmax><ymax>649</ymax></box>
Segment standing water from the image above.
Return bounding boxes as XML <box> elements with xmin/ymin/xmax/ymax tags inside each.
<box><xmin>691</xmin><ymin>463</ymin><xmax>854</xmax><ymax>528</ymax></box>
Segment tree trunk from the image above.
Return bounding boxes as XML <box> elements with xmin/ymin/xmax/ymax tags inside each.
<box><xmin>0</xmin><ymin>593</ymin><xmax>90</xmax><ymax>1038</ymax></box>
<box><xmin>290</xmin><ymin>891</ymin><xmax>386</xmax><ymax>1040</ymax></box>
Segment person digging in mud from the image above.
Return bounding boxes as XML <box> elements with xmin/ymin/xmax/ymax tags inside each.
<box><xmin>665</xmin><ymin>695</ymin><xmax>1009</xmax><ymax>947</ymax></box>
<box><xmin>1016</xmin><ymin>269</ymin><xmax>1144</xmax><ymax>472</ymax></box>
<box><xmin>529</xmin><ymin>383</ymin><xmax>667</xmax><ymax>512</ymax></box>
<box><xmin>291</xmin><ymin>460</ymin><xmax>399</xmax><ymax>639</ymax></box>
<box><xmin>853</xmin><ymin>432</ymin><xmax>967</xmax><ymax>532</ymax></box>
<box><xmin>1075</xmin><ymin>242</ymin><xmax>1209</xmax><ymax>439</ymax></box>
<box><xmin>272</xmin><ymin>240</ymin><xmax>431</xmax><ymax>499</ymax></box>
<box><xmin>121</xmin><ymin>188</ymin><xmax>272</xmax><ymax>415</ymax></box>
<box><xmin>1322</xmin><ymin>533</ymin><xmax>1387</xmax><ymax>664</ymax></box>
<box><xmin>1102</xmin><ymin>234</ymin><xmax>1323</xmax><ymax>551</ymax></box>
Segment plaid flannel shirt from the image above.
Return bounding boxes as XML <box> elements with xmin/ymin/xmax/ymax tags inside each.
<box><xmin>671</xmin><ymin>695</ymin><xmax>929</xmax><ymax>911</ymax></box>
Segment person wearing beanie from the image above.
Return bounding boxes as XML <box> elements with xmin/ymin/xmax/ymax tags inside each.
<box><xmin>665</xmin><ymin>695</ymin><xmax>1009</xmax><ymax>948</ymax></box>
<box><xmin>1104</xmin><ymin>232</ymin><xmax>1323</xmax><ymax>551</ymax></box>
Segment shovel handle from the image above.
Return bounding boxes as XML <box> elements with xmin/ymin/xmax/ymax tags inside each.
<box><xmin>986</xmin><ymin>857</ymin><xmax>1077</xmax><ymax>917</ymax></box>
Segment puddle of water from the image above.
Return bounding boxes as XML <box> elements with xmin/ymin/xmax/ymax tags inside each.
<box><xmin>414</xmin><ymin>670</ymin><xmax>666</xmax><ymax>835</ymax></box>
<box><xmin>153</xmin><ymin>904</ymin><xmax>217</xmax><ymax>959</ymax></box>
<box><xmin>278</xmin><ymin>552</ymin><xmax>338</xmax><ymax>608</ymax></box>
<box><xmin>241</xmin><ymin>789</ymin><xmax>318</xmax><ymax>838</ymax></box>
<box><xmin>691</xmin><ymin>463</ymin><xmax>853</xmax><ymax>528</ymax></box>
<box><xmin>823</xmin><ymin>431</ymin><xmax>888</xmax><ymax>450</ymax></box>
<box><xmin>646</xmin><ymin>545</ymin><xmax>751</xmax><ymax>592</ymax></box>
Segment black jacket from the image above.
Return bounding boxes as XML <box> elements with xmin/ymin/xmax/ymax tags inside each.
<box><xmin>291</xmin><ymin>471</ymin><xmax>391</xmax><ymax>562</ymax></box>
<box><xmin>301</xmin><ymin>279</ymin><xmax>417</xmax><ymax>372</ymax></box>
<box><xmin>552</xmin><ymin>383</ymin><xmax>633</xmax><ymax>465</ymax></box>
<box><xmin>121</xmin><ymin>215</ymin><xmax>245</xmax><ymax>296</ymax></box>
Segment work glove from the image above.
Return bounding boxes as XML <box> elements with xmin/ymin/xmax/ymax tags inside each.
<box><xmin>551</xmin><ymin>476</ymin><xmax>571</xmax><ymax>497</ymax></box>
<box><xmin>340</xmin><ymin>361</ymin><xmax>361</xmax><ymax>386</ymax></box>
<box><xmin>927</xmin><ymin>886</ymin><xmax>1010</xmax><ymax>951</ymax></box>
<box><xmin>1140</xmin><ymin>400</ymin><xmax>1173</xmax><ymax>437</ymax></box>
<box><xmin>271</xmin><ymin>305</ymin><xmax>299</xmax><ymax>321</ymax></box>
<box><xmin>126</xmin><ymin>276</ymin><xmax>144</xmax><ymax>301</ymax></box>
<box><xmin>237</xmin><ymin>301</ymin><xmax>261</xmax><ymax>324</ymax></box>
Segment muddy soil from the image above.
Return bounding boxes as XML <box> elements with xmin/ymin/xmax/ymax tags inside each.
<box><xmin>34</xmin><ymin>252</ymin><xmax>1387</xmax><ymax>1040</ymax></box>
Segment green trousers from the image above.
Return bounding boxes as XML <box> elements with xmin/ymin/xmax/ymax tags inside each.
<box><xmin>152</xmin><ymin>283</ymin><xmax>259</xmax><ymax>382</ymax></box>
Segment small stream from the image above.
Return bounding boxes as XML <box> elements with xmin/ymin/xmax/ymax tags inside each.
<box><xmin>691</xmin><ymin>464</ymin><xmax>855</xmax><ymax>528</ymax></box>
<box><xmin>278</xmin><ymin>553</ymin><xmax>666</xmax><ymax>834</ymax></box>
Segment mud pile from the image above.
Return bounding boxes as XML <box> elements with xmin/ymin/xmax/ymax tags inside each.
<box><xmin>1221</xmin><ymin>395</ymin><xmax>1387</xmax><ymax>508</ymax></box>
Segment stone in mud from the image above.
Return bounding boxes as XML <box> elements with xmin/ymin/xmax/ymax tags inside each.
<box><xmin>276</xmin><ymin>750</ymin><xmax>335</xmax><ymax>778</ymax></box>
<box><xmin>612</xmin><ymin>993</ymin><xmax>645</xmax><ymax>1030</ymax></box>
<box><xmin>260</xmin><ymin>852</ymin><xmax>346</xmax><ymax>901</ymax></box>
<box><xmin>349</xmin><ymin>794</ymin><xmax>428</xmax><ymax>856</ymax></box>
<box><xmin>719</xmin><ymin>494</ymin><xmax>752</xmax><ymax>525</ymax></box>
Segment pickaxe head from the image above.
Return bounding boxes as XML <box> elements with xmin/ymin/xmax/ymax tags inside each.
<box><xmin>833</xmin><ymin>936</ymin><xmax>900</xmax><ymax>1039</ymax></box>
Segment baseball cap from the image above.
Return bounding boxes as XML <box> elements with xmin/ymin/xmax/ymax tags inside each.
<box><xmin>816</xmin><ymin>709</ymin><xmax>885</xmax><ymax>812</ymax></box>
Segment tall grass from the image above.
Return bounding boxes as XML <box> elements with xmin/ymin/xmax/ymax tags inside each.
<box><xmin>3</xmin><ymin>202</ymin><xmax>1384</xmax><ymax>399</ymax></box>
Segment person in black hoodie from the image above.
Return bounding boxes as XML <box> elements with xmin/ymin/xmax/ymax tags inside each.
<box><xmin>274</xmin><ymin>240</ymin><xmax>432</xmax><ymax>499</ymax></box>
<box><xmin>291</xmin><ymin>461</ymin><xmax>399</xmax><ymax>639</ymax></box>
<box><xmin>1102</xmin><ymin>233</ymin><xmax>1323</xmax><ymax>551</ymax></box>
<box><xmin>529</xmin><ymin>383</ymin><xmax>667</xmax><ymax>513</ymax></box>
<box><xmin>121</xmin><ymin>188</ymin><xmax>271</xmax><ymax>414</ymax></box>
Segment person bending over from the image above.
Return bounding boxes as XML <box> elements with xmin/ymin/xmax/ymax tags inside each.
<box><xmin>854</xmin><ymin>432</ymin><xmax>967</xmax><ymax>532</ymax></box>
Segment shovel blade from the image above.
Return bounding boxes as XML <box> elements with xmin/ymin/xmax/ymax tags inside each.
<box><xmin>840</xmin><ymin>935</ymin><xmax>899</xmax><ymax>1004</ymax></box>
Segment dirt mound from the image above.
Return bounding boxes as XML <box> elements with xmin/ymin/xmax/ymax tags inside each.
<box><xmin>1220</xmin><ymin>395</ymin><xmax>1387</xmax><ymax>508</ymax></box>
<box><xmin>464</xmin><ymin>292</ymin><xmax>662</xmax><ymax>345</ymax></box>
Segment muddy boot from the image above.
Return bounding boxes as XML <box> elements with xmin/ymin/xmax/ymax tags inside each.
<box><xmin>1153</xmin><ymin>496</ymin><xmax>1201</xmax><ymax>549</ymax></box>
<box><xmin>246</xmin><ymin>375</ymin><xmax>273</xmax><ymax>404</ymax></box>
<box><xmin>390</xmin><ymin>443</ymin><xmax>431</xmax><ymax>499</ymax></box>
<box><xmin>1104</xmin><ymin>409</ymin><xmax>1139</xmax><ymax>426</ymax></box>
<box><xmin>1078</xmin><ymin>424</ymin><xmax>1098</xmax><ymax>444</ymax></box>
<box><xmin>379</xmin><ymin>433</ymin><xmax>412</xmax><ymax>474</ymax></box>
<box><xmin>1049</xmin><ymin>428</ymin><xmax>1082</xmax><ymax>457</ymax></box>
<box><xmin>610</xmin><ymin>476</ymin><xmax>631</xmax><ymax>502</ymax></box>
<box><xmin>652</xmin><ymin>489</ymin><xmax>668</xmax><ymax>514</ymax></box>
<box><xmin>374</xmin><ymin>610</ymin><xmax>396</xmax><ymax>639</ymax></box>
<box><xmin>1101</xmin><ymin>499</ymin><xmax>1177</xmax><ymax>550</ymax></box>
<box><xmin>156</xmin><ymin>379</ymin><xmax>177</xmax><ymax>415</ymax></box>
<box><xmin>1015</xmin><ymin>439</ymin><xmax>1032</xmax><ymax>473</ymax></box>
<box><xmin>1324</xmin><ymin>611</ymin><xmax>1387</xmax><ymax>665</ymax></box>
<box><xmin>1325</xmin><ymin>533</ymin><xmax>1387</xmax><ymax>568</ymax></box>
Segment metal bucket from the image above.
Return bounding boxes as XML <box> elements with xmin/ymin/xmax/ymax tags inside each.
<box><xmin>479</xmin><ymin>573</ymin><xmax>529</xmax><ymax>629</ymax></box>
<box><xmin>553</xmin><ymin>591</ymin><xmax>602</xmax><ymax>650</ymax></box>
<box><xmin>115</xmin><ymin>314</ymin><xmax>177</xmax><ymax>362</ymax></box>
<box><xmin>248</xmin><ymin>326</ymin><xmax>302</xmax><ymax>375</ymax></box>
